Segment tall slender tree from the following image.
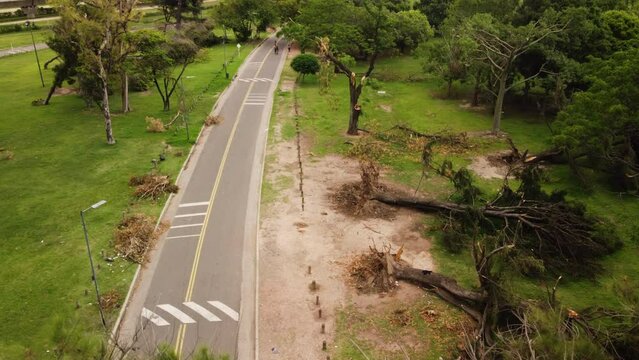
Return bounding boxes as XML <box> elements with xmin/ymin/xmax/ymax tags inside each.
<box><xmin>59</xmin><ymin>0</ymin><xmax>137</xmax><ymax>144</ymax></box>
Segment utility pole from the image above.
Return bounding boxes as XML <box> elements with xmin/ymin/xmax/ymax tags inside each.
<box><xmin>25</xmin><ymin>21</ymin><xmax>44</xmax><ymax>87</ymax></box>
<box><xmin>223</xmin><ymin>25</ymin><xmax>229</xmax><ymax>79</ymax></box>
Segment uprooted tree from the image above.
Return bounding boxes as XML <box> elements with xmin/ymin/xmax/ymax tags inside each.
<box><xmin>344</xmin><ymin>154</ymin><xmax>634</xmax><ymax>358</ymax></box>
<box><xmin>337</xmin><ymin>127</ymin><xmax>634</xmax><ymax>358</ymax></box>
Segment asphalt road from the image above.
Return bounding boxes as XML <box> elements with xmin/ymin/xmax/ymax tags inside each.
<box><xmin>119</xmin><ymin>36</ymin><xmax>287</xmax><ymax>359</ymax></box>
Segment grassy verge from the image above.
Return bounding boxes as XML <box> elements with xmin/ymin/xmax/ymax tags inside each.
<box><xmin>333</xmin><ymin>294</ymin><xmax>470</xmax><ymax>359</ymax></box>
<box><xmin>290</xmin><ymin>54</ymin><xmax>638</xmax><ymax>313</ymax></box>
<box><xmin>0</xmin><ymin>40</ymin><xmax>257</xmax><ymax>357</ymax></box>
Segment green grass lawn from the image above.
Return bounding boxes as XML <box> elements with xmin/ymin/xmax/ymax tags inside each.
<box><xmin>290</xmin><ymin>55</ymin><xmax>639</xmax><ymax>315</ymax></box>
<box><xmin>0</xmin><ymin>40</ymin><xmax>256</xmax><ymax>358</ymax></box>
<box><xmin>0</xmin><ymin>27</ymin><xmax>51</xmax><ymax>49</ymax></box>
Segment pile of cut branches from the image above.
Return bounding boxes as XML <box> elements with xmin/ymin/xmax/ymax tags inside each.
<box><xmin>129</xmin><ymin>174</ymin><xmax>178</xmax><ymax>200</ymax></box>
<box><xmin>99</xmin><ymin>289</ymin><xmax>122</xmax><ymax>312</ymax></box>
<box><xmin>113</xmin><ymin>214</ymin><xmax>159</xmax><ymax>264</ymax></box>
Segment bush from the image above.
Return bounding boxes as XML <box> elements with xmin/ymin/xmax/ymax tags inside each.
<box><xmin>291</xmin><ymin>54</ymin><xmax>320</xmax><ymax>80</ymax></box>
<box><xmin>145</xmin><ymin>117</ymin><xmax>165</xmax><ymax>133</ymax></box>
<box><xmin>183</xmin><ymin>22</ymin><xmax>221</xmax><ymax>47</ymax></box>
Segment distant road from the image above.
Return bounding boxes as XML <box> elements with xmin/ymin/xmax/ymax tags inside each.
<box><xmin>0</xmin><ymin>0</ymin><xmax>217</xmax><ymax>25</ymax></box>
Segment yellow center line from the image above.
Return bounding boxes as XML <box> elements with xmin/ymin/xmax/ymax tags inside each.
<box><xmin>173</xmin><ymin>43</ymin><xmax>273</xmax><ymax>358</ymax></box>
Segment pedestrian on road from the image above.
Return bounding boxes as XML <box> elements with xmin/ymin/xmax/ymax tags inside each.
<box><xmin>274</xmin><ymin>43</ymin><xmax>279</xmax><ymax>55</ymax></box>
<box><xmin>288</xmin><ymin>44</ymin><xmax>291</xmax><ymax>52</ymax></box>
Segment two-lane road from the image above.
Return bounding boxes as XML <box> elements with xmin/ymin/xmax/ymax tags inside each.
<box><xmin>119</xmin><ymin>36</ymin><xmax>287</xmax><ymax>359</ymax></box>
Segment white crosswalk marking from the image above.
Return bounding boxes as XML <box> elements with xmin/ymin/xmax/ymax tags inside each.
<box><xmin>184</xmin><ymin>302</ymin><xmax>222</xmax><ymax>322</ymax></box>
<box><xmin>141</xmin><ymin>300</ymin><xmax>239</xmax><ymax>327</ymax></box>
<box><xmin>157</xmin><ymin>304</ymin><xmax>196</xmax><ymax>324</ymax></box>
<box><xmin>170</xmin><ymin>223</ymin><xmax>203</xmax><ymax>229</ymax></box>
<box><xmin>165</xmin><ymin>234</ymin><xmax>200</xmax><ymax>240</ymax></box>
<box><xmin>238</xmin><ymin>78</ymin><xmax>273</xmax><ymax>83</ymax></box>
<box><xmin>245</xmin><ymin>93</ymin><xmax>268</xmax><ymax>106</ymax></box>
<box><xmin>208</xmin><ymin>301</ymin><xmax>239</xmax><ymax>321</ymax></box>
<box><xmin>141</xmin><ymin>307</ymin><xmax>170</xmax><ymax>326</ymax></box>
<box><xmin>174</xmin><ymin>212</ymin><xmax>206</xmax><ymax>218</ymax></box>
<box><xmin>179</xmin><ymin>202</ymin><xmax>209</xmax><ymax>208</ymax></box>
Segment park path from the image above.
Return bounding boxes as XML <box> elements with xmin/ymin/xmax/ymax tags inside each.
<box><xmin>0</xmin><ymin>42</ymin><xmax>46</xmax><ymax>57</ymax></box>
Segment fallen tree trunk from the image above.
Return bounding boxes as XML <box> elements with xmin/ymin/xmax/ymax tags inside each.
<box><xmin>392</xmin><ymin>263</ymin><xmax>485</xmax><ymax>321</ymax></box>
<box><xmin>362</xmin><ymin>247</ymin><xmax>486</xmax><ymax>322</ymax></box>
<box><xmin>372</xmin><ymin>193</ymin><xmax>619</xmax><ymax>275</ymax></box>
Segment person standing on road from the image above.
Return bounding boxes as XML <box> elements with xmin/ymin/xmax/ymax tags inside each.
<box><xmin>274</xmin><ymin>43</ymin><xmax>279</xmax><ymax>55</ymax></box>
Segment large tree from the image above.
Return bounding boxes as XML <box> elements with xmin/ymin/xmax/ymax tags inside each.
<box><xmin>466</xmin><ymin>14</ymin><xmax>563</xmax><ymax>133</ymax></box>
<box><xmin>154</xmin><ymin>0</ymin><xmax>203</xmax><ymax>29</ymax></box>
<box><xmin>132</xmin><ymin>30</ymin><xmax>199</xmax><ymax>111</ymax></box>
<box><xmin>287</xmin><ymin>0</ymin><xmax>431</xmax><ymax>135</ymax></box>
<box><xmin>45</xmin><ymin>6</ymin><xmax>82</xmax><ymax>105</ymax></box>
<box><xmin>554</xmin><ymin>49</ymin><xmax>639</xmax><ymax>190</ymax></box>
<box><xmin>60</xmin><ymin>0</ymin><xmax>137</xmax><ymax>144</ymax></box>
<box><xmin>213</xmin><ymin>0</ymin><xmax>276</xmax><ymax>42</ymax></box>
<box><xmin>415</xmin><ymin>0</ymin><xmax>452</xmax><ymax>30</ymax></box>
<box><xmin>419</xmin><ymin>24</ymin><xmax>475</xmax><ymax>98</ymax></box>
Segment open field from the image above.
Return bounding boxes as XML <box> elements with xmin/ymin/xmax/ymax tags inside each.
<box><xmin>0</xmin><ymin>40</ymin><xmax>256</xmax><ymax>357</ymax></box>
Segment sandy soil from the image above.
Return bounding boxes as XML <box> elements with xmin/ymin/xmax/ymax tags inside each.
<box><xmin>468</xmin><ymin>151</ymin><xmax>512</xmax><ymax>180</ymax></box>
<box><xmin>258</xmin><ymin>126</ymin><xmax>436</xmax><ymax>358</ymax></box>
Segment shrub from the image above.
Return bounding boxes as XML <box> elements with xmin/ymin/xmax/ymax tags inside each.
<box><xmin>291</xmin><ymin>54</ymin><xmax>320</xmax><ymax>80</ymax></box>
<box><xmin>145</xmin><ymin>116</ymin><xmax>165</xmax><ymax>133</ymax></box>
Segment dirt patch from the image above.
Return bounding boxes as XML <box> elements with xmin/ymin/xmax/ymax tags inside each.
<box><xmin>280</xmin><ymin>79</ymin><xmax>295</xmax><ymax>92</ymax></box>
<box><xmin>379</xmin><ymin>104</ymin><xmax>392</xmax><ymax>112</ymax></box>
<box><xmin>259</xmin><ymin>143</ymin><xmax>438</xmax><ymax>358</ymax></box>
<box><xmin>53</xmin><ymin>87</ymin><xmax>78</xmax><ymax>96</ymax></box>
<box><xmin>459</xmin><ymin>101</ymin><xmax>488</xmax><ymax>112</ymax></box>
<box><xmin>468</xmin><ymin>153</ymin><xmax>510</xmax><ymax>179</ymax></box>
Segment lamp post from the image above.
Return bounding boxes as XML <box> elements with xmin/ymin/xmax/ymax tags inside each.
<box><xmin>80</xmin><ymin>200</ymin><xmax>108</xmax><ymax>330</ymax></box>
<box><xmin>223</xmin><ymin>25</ymin><xmax>229</xmax><ymax>79</ymax></box>
<box><xmin>25</xmin><ymin>21</ymin><xmax>44</xmax><ymax>88</ymax></box>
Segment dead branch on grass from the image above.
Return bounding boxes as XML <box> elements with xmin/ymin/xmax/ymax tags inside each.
<box><xmin>129</xmin><ymin>174</ymin><xmax>178</xmax><ymax>200</ymax></box>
